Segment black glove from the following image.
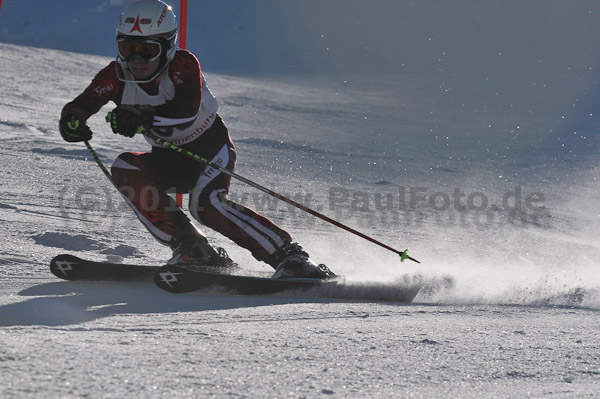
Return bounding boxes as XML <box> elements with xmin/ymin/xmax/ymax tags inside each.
<box><xmin>59</xmin><ymin>105</ymin><xmax>92</xmax><ymax>142</ymax></box>
<box><xmin>106</xmin><ymin>105</ymin><xmax>154</xmax><ymax>138</ymax></box>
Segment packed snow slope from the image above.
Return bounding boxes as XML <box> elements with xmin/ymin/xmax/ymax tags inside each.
<box><xmin>0</xmin><ymin>1</ymin><xmax>600</xmax><ymax>397</ymax></box>
<box><xmin>0</xmin><ymin>42</ymin><xmax>599</xmax><ymax>397</ymax></box>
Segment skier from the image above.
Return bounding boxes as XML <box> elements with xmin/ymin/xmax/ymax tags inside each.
<box><xmin>58</xmin><ymin>0</ymin><xmax>334</xmax><ymax>279</ymax></box>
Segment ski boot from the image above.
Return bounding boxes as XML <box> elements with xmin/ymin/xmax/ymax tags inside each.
<box><xmin>272</xmin><ymin>242</ymin><xmax>335</xmax><ymax>279</ymax></box>
<box><xmin>168</xmin><ymin>234</ymin><xmax>234</xmax><ymax>268</ymax></box>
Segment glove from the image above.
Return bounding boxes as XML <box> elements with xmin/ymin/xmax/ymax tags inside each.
<box><xmin>59</xmin><ymin>104</ymin><xmax>92</xmax><ymax>142</ymax></box>
<box><xmin>106</xmin><ymin>105</ymin><xmax>154</xmax><ymax>138</ymax></box>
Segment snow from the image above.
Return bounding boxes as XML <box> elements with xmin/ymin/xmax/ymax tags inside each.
<box><xmin>1</xmin><ymin>1</ymin><xmax>600</xmax><ymax>397</ymax></box>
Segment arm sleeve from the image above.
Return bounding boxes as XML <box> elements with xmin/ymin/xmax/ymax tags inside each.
<box><xmin>63</xmin><ymin>62</ymin><xmax>122</xmax><ymax>121</ymax></box>
<box><xmin>152</xmin><ymin>50</ymin><xmax>202</xmax><ymax>126</ymax></box>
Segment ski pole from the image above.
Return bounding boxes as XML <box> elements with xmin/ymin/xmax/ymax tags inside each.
<box><xmin>143</xmin><ymin>130</ymin><xmax>420</xmax><ymax>263</ymax></box>
<box><xmin>83</xmin><ymin>141</ymin><xmax>114</xmax><ymax>184</ymax></box>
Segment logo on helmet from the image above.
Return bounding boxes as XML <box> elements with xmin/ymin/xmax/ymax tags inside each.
<box><xmin>129</xmin><ymin>15</ymin><xmax>143</xmax><ymax>34</ymax></box>
<box><xmin>157</xmin><ymin>6</ymin><xmax>168</xmax><ymax>27</ymax></box>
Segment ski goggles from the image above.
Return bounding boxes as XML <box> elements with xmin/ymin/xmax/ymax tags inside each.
<box><xmin>117</xmin><ymin>37</ymin><xmax>162</xmax><ymax>62</ymax></box>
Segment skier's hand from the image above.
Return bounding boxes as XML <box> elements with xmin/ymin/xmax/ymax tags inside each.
<box><xmin>106</xmin><ymin>105</ymin><xmax>154</xmax><ymax>138</ymax></box>
<box><xmin>59</xmin><ymin>104</ymin><xmax>92</xmax><ymax>142</ymax></box>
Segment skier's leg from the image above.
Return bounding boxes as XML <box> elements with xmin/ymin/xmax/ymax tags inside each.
<box><xmin>189</xmin><ymin>146</ymin><xmax>334</xmax><ymax>277</ymax></box>
<box><xmin>111</xmin><ymin>152</ymin><xmax>185</xmax><ymax>245</ymax></box>
<box><xmin>189</xmin><ymin>146</ymin><xmax>294</xmax><ymax>266</ymax></box>
<box><xmin>182</xmin><ymin>118</ymin><xmax>294</xmax><ymax>267</ymax></box>
<box><xmin>111</xmin><ymin>151</ymin><xmax>232</xmax><ymax>266</ymax></box>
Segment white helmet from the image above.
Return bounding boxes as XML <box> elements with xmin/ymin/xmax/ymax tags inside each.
<box><xmin>116</xmin><ymin>1</ymin><xmax>178</xmax><ymax>66</ymax></box>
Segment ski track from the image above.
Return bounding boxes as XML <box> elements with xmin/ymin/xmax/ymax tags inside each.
<box><xmin>1</xmin><ymin>12</ymin><xmax>600</xmax><ymax>395</ymax></box>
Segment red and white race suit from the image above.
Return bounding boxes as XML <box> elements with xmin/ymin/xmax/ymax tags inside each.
<box><xmin>64</xmin><ymin>50</ymin><xmax>292</xmax><ymax>266</ymax></box>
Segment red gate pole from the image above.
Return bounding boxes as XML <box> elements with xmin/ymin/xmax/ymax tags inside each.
<box><xmin>179</xmin><ymin>0</ymin><xmax>187</xmax><ymax>49</ymax></box>
<box><xmin>175</xmin><ymin>0</ymin><xmax>188</xmax><ymax>207</ymax></box>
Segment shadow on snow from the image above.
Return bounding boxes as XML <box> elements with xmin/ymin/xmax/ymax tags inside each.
<box><xmin>0</xmin><ymin>281</ymin><xmax>340</xmax><ymax>327</ymax></box>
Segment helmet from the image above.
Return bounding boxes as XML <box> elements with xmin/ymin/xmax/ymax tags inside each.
<box><xmin>116</xmin><ymin>1</ymin><xmax>178</xmax><ymax>66</ymax></box>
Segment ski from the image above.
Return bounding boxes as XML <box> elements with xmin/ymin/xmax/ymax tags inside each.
<box><xmin>50</xmin><ymin>254</ymin><xmax>159</xmax><ymax>282</ymax></box>
<box><xmin>153</xmin><ymin>263</ymin><xmax>337</xmax><ymax>295</ymax></box>
<box><xmin>49</xmin><ymin>254</ymin><xmax>336</xmax><ymax>295</ymax></box>
<box><xmin>50</xmin><ymin>255</ymin><xmax>420</xmax><ymax>301</ymax></box>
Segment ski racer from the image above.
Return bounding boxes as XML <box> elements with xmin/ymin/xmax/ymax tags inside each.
<box><xmin>58</xmin><ymin>0</ymin><xmax>334</xmax><ymax>279</ymax></box>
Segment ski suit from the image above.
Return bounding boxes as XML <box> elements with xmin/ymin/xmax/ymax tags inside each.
<box><xmin>64</xmin><ymin>49</ymin><xmax>292</xmax><ymax>267</ymax></box>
